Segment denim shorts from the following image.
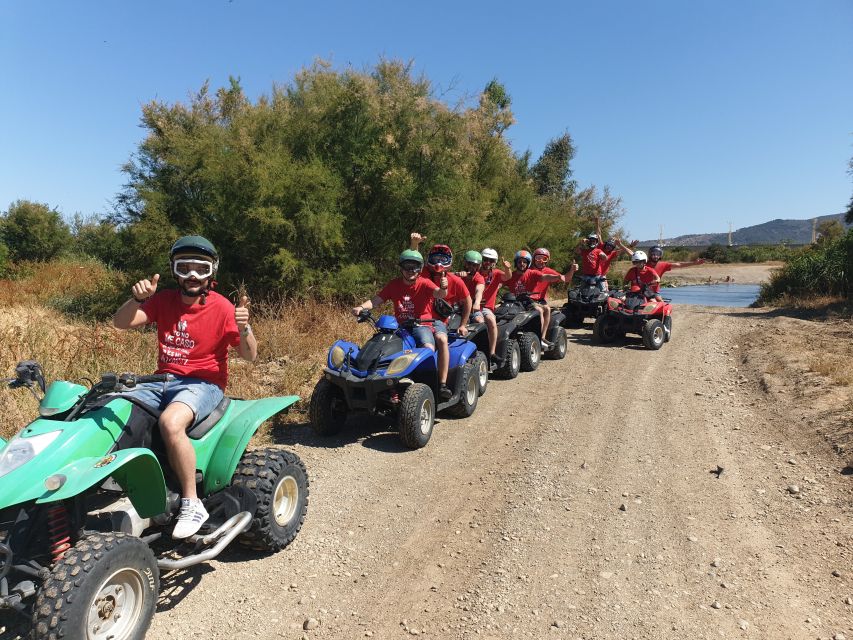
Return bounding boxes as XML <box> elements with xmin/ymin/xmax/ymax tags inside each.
<box><xmin>410</xmin><ymin>320</ymin><xmax>447</xmax><ymax>348</ymax></box>
<box><xmin>471</xmin><ymin>308</ymin><xmax>495</xmax><ymax>322</ymax></box>
<box><xmin>119</xmin><ymin>375</ymin><xmax>224</xmax><ymax>424</ymax></box>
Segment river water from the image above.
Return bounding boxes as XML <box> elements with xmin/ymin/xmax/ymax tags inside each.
<box><xmin>662</xmin><ymin>283</ymin><xmax>761</xmax><ymax>308</ymax></box>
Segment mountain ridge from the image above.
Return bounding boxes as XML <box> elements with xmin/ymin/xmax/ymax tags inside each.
<box><xmin>641</xmin><ymin>213</ymin><xmax>849</xmax><ymax>246</ymax></box>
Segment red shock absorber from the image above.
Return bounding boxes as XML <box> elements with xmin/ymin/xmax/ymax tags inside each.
<box><xmin>47</xmin><ymin>504</ymin><xmax>72</xmax><ymax>563</ymax></box>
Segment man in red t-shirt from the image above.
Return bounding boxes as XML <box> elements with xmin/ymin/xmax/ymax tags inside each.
<box><xmin>574</xmin><ymin>216</ymin><xmax>610</xmax><ymax>291</ymax></box>
<box><xmin>503</xmin><ymin>250</ymin><xmax>567</xmax><ymax>347</ymax></box>
<box><xmin>474</xmin><ymin>248</ymin><xmax>507</xmax><ymax>365</ymax></box>
<box><xmin>113</xmin><ymin>236</ymin><xmax>257</xmax><ymax>538</ymax></box>
<box><xmin>353</xmin><ymin>249</ymin><xmax>454</xmax><ymax>400</ymax></box>
<box><xmin>422</xmin><ymin>244</ymin><xmax>471</xmax><ymax>337</ymax></box>
<box><xmin>623</xmin><ymin>250</ymin><xmax>662</xmax><ymax>298</ymax></box>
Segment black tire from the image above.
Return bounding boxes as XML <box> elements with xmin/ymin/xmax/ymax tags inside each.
<box><xmin>472</xmin><ymin>351</ymin><xmax>489</xmax><ymax>396</ymax></box>
<box><xmin>593</xmin><ymin>315</ymin><xmax>620</xmax><ymax>344</ymax></box>
<box><xmin>495</xmin><ymin>339</ymin><xmax>521</xmax><ymax>380</ymax></box>
<box><xmin>544</xmin><ymin>327</ymin><xmax>568</xmax><ymax>360</ymax></box>
<box><xmin>642</xmin><ymin>319</ymin><xmax>666</xmax><ymax>350</ymax></box>
<box><xmin>565</xmin><ymin>310</ymin><xmax>585</xmax><ymax>328</ymax></box>
<box><xmin>33</xmin><ymin>532</ymin><xmax>158</xmax><ymax>640</ymax></box>
<box><xmin>232</xmin><ymin>448</ymin><xmax>309</xmax><ymax>551</ymax></box>
<box><xmin>397</xmin><ymin>383</ymin><xmax>435</xmax><ymax>449</ymax></box>
<box><xmin>664</xmin><ymin>315</ymin><xmax>672</xmax><ymax>342</ymax></box>
<box><xmin>448</xmin><ymin>361</ymin><xmax>479</xmax><ymax>417</ymax></box>
<box><xmin>308</xmin><ymin>378</ymin><xmax>347</xmax><ymax>436</ymax></box>
<box><xmin>518</xmin><ymin>332</ymin><xmax>541</xmax><ymax>372</ymax></box>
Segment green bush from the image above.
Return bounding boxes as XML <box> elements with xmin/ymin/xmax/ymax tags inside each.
<box><xmin>758</xmin><ymin>230</ymin><xmax>853</xmax><ymax>303</ymax></box>
<box><xmin>1</xmin><ymin>200</ymin><xmax>71</xmax><ymax>262</ymax></box>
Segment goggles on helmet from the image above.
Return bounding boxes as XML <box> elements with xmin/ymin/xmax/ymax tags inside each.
<box><xmin>428</xmin><ymin>253</ymin><xmax>452</xmax><ymax>267</ymax></box>
<box><xmin>173</xmin><ymin>258</ymin><xmax>215</xmax><ymax>280</ymax></box>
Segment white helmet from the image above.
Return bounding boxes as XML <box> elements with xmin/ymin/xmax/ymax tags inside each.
<box><xmin>481</xmin><ymin>248</ymin><xmax>499</xmax><ymax>261</ymax></box>
<box><xmin>631</xmin><ymin>250</ymin><xmax>648</xmax><ymax>263</ymax></box>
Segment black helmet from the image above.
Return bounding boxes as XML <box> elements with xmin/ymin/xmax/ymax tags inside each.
<box><xmin>170</xmin><ymin>235</ymin><xmax>218</xmax><ymax>260</ymax></box>
<box><xmin>649</xmin><ymin>245</ymin><xmax>663</xmax><ymax>260</ymax></box>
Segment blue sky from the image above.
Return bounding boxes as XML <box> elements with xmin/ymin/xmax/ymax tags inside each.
<box><xmin>1</xmin><ymin>1</ymin><xmax>851</xmax><ymax>241</ymax></box>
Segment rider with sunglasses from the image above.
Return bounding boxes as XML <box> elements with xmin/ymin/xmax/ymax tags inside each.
<box><xmin>352</xmin><ymin>249</ymin><xmax>454</xmax><ymax>400</ymax></box>
<box><xmin>112</xmin><ymin>235</ymin><xmax>257</xmax><ymax>539</ymax></box>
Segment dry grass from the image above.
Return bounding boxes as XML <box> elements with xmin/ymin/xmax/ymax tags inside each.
<box><xmin>0</xmin><ymin>297</ymin><xmax>374</xmax><ymax>442</ymax></box>
<box><xmin>0</xmin><ymin>260</ymin><xmax>117</xmax><ymax>307</ymax></box>
<box><xmin>808</xmin><ymin>356</ymin><xmax>853</xmax><ymax>386</ymax></box>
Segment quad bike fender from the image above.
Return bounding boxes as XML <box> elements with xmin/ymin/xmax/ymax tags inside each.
<box><xmin>0</xmin><ymin>436</ymin><xmax>5</xmax><ymax>449</ymax></box>
<box><xmin>449</xmin><ymin>339</ymin><xmax>477</xmax><ymax>368</ymax></box>
<box><xmin>202</xmin><ymin>396</ymin><xmax>299</xmax><ymax>495</ymax></box>
<box><xmin>37</xmin><ymin>449</ymin><xmax>168</xmax><ymax>519</ymax></box>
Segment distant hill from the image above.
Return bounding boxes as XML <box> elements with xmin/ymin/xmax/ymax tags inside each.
<box><xmin>643</xmin><ymin>213</ymin><xmax>850</xmax><ymax>246</ymax></box>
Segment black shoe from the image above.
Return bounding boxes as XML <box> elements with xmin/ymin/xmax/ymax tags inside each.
<box><xmin>439</xmin><ymin>384</ymin><xmax>452</xmax><ymax>401</ymax></box>
<box><xmin>489</xmin><ymin>354</ymin><xmax>502</xmax><ymax>368</ymax></box>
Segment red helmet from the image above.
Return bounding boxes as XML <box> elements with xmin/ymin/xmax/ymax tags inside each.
<box><xmin>427</xmin><ymin>244</ymin><xmax>453</xmax><ymax>273</ymax></box>
<box><xmin>533</xmin><ymin>248</ymin><xmax>550</xmax><ymax>261</ymax></box>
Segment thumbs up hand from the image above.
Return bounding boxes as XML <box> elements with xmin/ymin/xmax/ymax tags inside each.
<box><xmin>132</xmin><ymin>274</ymin><xmax>159</xmax><ymax>302</ymax></box>
<box><xmin>235</xmin><ymin>295</ymin><xmax>250</xmax><ymax>332</ymax></box>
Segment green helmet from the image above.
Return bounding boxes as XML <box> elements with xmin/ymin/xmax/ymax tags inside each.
<box><xmin>398</xmin><ymin>249</ymin><xmax>424</xmax><ymax>267</ymax></box>
<box><xmin>464</xmin><ymin>250</ymin><xmax>482</xmax><ymax>265</ymax></box>
<box><xmin>170</xmin><ymin>235</ymin><xmax>218</xmax><ymax>260</ymax></box>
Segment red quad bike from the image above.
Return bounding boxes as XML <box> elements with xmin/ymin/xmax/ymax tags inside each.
<box><xmin>592</xmin><ymin>286</ymin><xmax>673</xmax><ymax>350</ymax></box>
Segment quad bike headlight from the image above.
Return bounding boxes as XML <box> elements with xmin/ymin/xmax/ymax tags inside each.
<box><xmin>641</xmin><ymin>303</ymin><xmax>658</xmax><ymax>314</ymax></box>
<box><xmin>608</xmin><ymin>298</ymin><xmax>621</xmax><ymax>310</ymax></box>
<box><xmin>330</xmin><ymin>346</ymin><xmax>345</xmax><ymax>369</ymax></box>
<box><xmin>0</xmin><ymin>430</ymin><xmax>62</xmax><ymax>478</ymax></box>
<box><xmin>385</xmin><ymin>353</ymin><xmax>418</xmax><ymax>377</ymax></box>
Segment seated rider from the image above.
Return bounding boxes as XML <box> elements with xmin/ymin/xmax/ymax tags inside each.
<box><xmin>459</xmin><ymin>250</ymin><xmax>500</xmax><ymax>367</ymax></box>
<box><xmin>112</xmin><ymin>235</ymin><xmax>258</xmax><ymax>539</ymax></box>
<box><xmin>575</xmin><ymin>215</ymin><xmax>608</xmax><ymax>291</ymax></box>
<box><xmin>623</xmin><ymin>250</ymin><xmax>662</xmax><ymax>300</ymax></box>
<box><xmin>502</xmin><ymin>250</ymin><xmax>568</xmax><ymax>347</ymax></box>
<box><xmin>352</xmin><ymin>250</ymin><xmax>453</xmax><ymax>401</ymax></box>
<box><xmin>475</xmin><ymin>248</ymin><xmax>507</xmax><ymax>366</ymax></box>
<box><xmin>530</xmin><ymin>247</ymin><xmax>577</xmax><ymax>303</ymax></box>
<box><xmin>596</xmin><ymin>238</ymin><xmax>620</xmax><ymax>290</ymax></box>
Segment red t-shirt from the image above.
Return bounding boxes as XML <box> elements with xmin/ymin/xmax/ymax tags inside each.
<box><xmin>651</xmin><ymin>261</ymin><xmax>673</xmax><ymax>277</ymax></box>
<box><xmin>378</xmin><ymin>276</ymin><xmax>438</xmax><ymax>322</ymax></box>
<box><xmin>141</xmin><ymin>289</ymin><xmax>241</xmax><ymax>390</ymax></box>
<box><xmin>579</xmin><ymin>245</ymin><xmax>605</xmax><ymax>276</ymax></box>
<box><xmin>427</xmin><ymin>272</ymin><xmax>469</xmax><ymax>320</ymax></box>
<box><xmin>481</xmin><ymin>269</ymin><xmax>506</xmax><ymax>311</ymax></box>
<box><xmin>461</xmin><ymin>271</ymin><xmax>485</xmax><ymax>305</ymax></box>
<box><xmin>505</xmin><ymin>269</ymin><xmax>543</xmax><ymax>296</ymax></box>
<box><xmin>599</xmin><ymin>250</ymin><xmax>619</xmax><ymax>276</ymax></box>
<box><xmin>530</xmin><ymin>267</ymin><xmax>560</xmax><ymax>301</ymax></box>
<box><xmin>624</xmin><ymin>266</ymin><xmax>660</xmax><ymax>292</ymax></box>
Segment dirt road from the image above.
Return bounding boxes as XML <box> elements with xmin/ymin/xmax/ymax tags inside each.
<box><xmin>138</xmin><ymin>305</ymin><xmax>852</xmax><ymax>640</ymax></box>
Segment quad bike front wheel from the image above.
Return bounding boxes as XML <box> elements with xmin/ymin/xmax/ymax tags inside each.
<box><xmin>544</xmin><ymin>326</ymin><xmax>568</xmax><ymax>360</ymax></box>
<box><xmin>308</xmin><ymin>378</ymin><xmax>348</xmax><ymax>436</ymax></box>
<box><xmin>472</xmin><ymin>351</ymin><xmax>489</xmax><ymax>396</ymax></box>
<box><xmin>495</xmin><ymin>339</ymin><xmax>521</xmax><ymax>380</ymax></box>
<box><xmin>642</xmin><ymin>319</ymin><xmax>666</xmax><ymax>350</ymax></box>
<box><xmin>33</xmin><ymin>532</ymin><xmax>158</xmax><ymax>640</ymax></box>
<box><xmin>448</xmin><ymin>360</ymin><xmax>480</xmax><ymax>418</ymax></box>
<box><xmin>664</xmin><ymin>316</ymin><xmax>672</xmax><ymax>342</ymax></box>
<box><xmin>518</xmin><ymin>332</ymin><xmax>541</xmax><ymax>372</ymax></box>
<box><xmin>232</xmin><ymin>448</ymin><xmax>309</xmax><ymax>551</ymax></box>
<box><xmin>593</xmin><ymin>315</ymin><xmax>620</xmax><ymax>344</ymax></box>
<box><xmin>398</xmin><ymin>383</ymin><xmax>435</xmax><ymax>449</ymax></box>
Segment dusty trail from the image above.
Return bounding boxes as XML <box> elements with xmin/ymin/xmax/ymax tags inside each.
<box><xmin>141</xmin><ymin>306</ymin><xmax>851</xmax><ymax>639</ymax></box>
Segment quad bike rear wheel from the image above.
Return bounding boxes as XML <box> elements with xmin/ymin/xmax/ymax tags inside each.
<box><xmin>544</xmin><ymin>326</ymin><xmax>568</xmax><ymax>360</ymax></box>
<box><xmin>642</xmin><ymin>319</ymin><xmax>666</xmax><ymax>350</ymax></box>
<box><xmin>232</xmin><ymin>448</ymin><xmax>309</xmax><ymax>551</ymax></box>
<box><xmin>309</xmin><ymin>378</ymin><xmax>348</xmax><ymax>436</ymax></box>
<box><xmin>33</xmin><ymin>532</ymin><xmax>158</xmax><ymax>640</ymax></box>
<box><xmin>398</xmin><ymin>383</ymin><xmax>435</xmax><ymax>449</ymax></box>
<box><xmin>448</xmin><ymin>360</ymin><xmax>479</xmax><ymax>418</ymax></box>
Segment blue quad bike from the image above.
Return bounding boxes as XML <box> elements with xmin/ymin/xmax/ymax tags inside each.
<box><xmin>308</xmin><ymin>310</ymin><xmax>480</xmax><ymax>449</ymax></box>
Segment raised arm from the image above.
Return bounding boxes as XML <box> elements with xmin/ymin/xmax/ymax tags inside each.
<box><xmin>113</xmin><ymin>274</ymin><xmax>157</xmax><ymax>329</ymax></box>
<box><xmin>410</xmin><ymin>232</ymin><xmax>427</xmax><ymax>251</ymax></box>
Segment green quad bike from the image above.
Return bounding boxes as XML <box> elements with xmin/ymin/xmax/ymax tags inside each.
<box><xmin>0</xmin><ymin>361</ymin><xmax>309</xmax><ymax>640</ymax></box>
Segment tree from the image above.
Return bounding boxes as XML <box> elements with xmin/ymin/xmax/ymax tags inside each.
<box><xmin>1</xmin><ymin>200</ymin><xmax>71</xmax><ymax>262</ymax></box>
<box><xmin>530</xmin><ymin>133</ymin><xmax>576</xmax><ymax>197</ymax></box>
<box><xmin>816</xmin><ymin>219</ymin><xmax>844</xmax><ymax>244</ymax></box>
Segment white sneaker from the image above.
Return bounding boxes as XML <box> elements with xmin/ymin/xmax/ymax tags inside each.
<box><xmin>172</xmin><ymin>498</ymin><xmax>209</xmax><ymax>539</ymax></box>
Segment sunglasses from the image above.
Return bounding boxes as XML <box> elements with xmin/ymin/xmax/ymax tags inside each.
<box><xmin>400</xmin><ymin>263</ymin><xmax>421</xmax><ymax>273</ymax></box>
<box><xmin>465</xmin><ymin>261</ymin><xmax>481</xmax><ymax>269</ymax></box>
<box><xmin>173</xmin><ymin>259</ymin><xmax>214</xmax><ymax>279</ymax></box>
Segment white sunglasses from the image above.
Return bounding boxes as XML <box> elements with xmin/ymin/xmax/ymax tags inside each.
<box><xmin>173</xmin><ymin>258</ymin><xmax>215</xmax><ymax>279</ymax></box>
